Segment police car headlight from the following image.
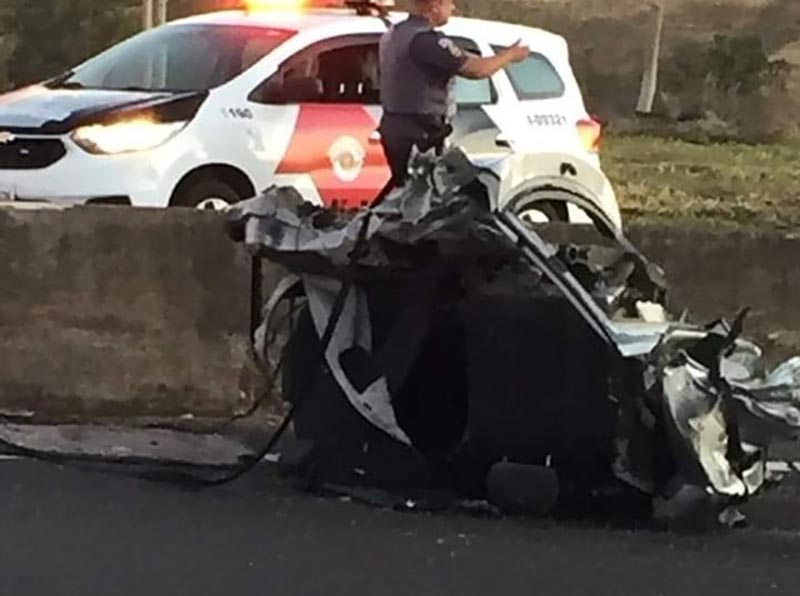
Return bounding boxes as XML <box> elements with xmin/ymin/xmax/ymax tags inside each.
<box><xmin>71</xmin><ymin>119</ymin><xmax>187</xmax><ymax>155</ymax></box>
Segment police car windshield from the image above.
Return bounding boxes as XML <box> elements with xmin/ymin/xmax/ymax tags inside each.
<box><xmin>54</xmin><ymin>24</ymin><xmax>294</xmax><ymax>93</ymax></box>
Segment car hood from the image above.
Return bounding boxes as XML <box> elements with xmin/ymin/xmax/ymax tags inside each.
<box><xmin>0</xmin><ymin>85</ymin><xmax>191</xmax><ymax>134</ymax></box>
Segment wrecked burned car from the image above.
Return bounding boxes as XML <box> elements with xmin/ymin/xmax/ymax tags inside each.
<box><xmin>227</xmin><ymin>149</ymin><xmax>800</xmax><ymax>527</ymax></box>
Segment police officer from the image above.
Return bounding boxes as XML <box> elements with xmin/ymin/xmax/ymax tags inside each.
<box><xmin>378</xmin><ymin>0</ymin><xmax>530</xmax><ymax>192</ymax></box>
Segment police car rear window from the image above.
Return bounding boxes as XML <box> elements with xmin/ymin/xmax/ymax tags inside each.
<box><xmin>491</xmin><ymin>46</ymin><xmax>565</xmax><ymax>100</ymax></box>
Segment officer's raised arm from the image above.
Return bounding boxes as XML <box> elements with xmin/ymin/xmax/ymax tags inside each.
<box><xmin>409</xmin><ymin>30</ymin><xmax>530</xmax><ymax>82</ymax></box>
<box><xmin>408</xmin><ymin>31</ymin><xmax>470</xmax><ymax>78</ymax></box>
<box><xmin>459</xmin><ymin>40</ymin><xmax>531</xmax><ymax>80</ymax></box>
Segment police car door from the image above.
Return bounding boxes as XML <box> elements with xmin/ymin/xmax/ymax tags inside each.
<box><xmin>482</xmin><ymin>39</ymin><xmax>581</xmax><ymax>155</ymax></box>
<box><xmin>248</xmin><ymin>34</ymin><xmax>388</xmax><ymax>210</ymax></box>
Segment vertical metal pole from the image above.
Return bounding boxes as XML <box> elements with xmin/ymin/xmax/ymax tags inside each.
<box><xmin>142</xmin><ymin>0</ymin><xmax>154</xmax><ymax>29</ymax></box>
<box><xmin>636</xmin><ymin>2</ymin><xmax>665</xmax><ymax>114</ymax></box>
<box><xmin>156</xmin><ymin>0</ymin><xmax>169</xmax><ymax>26</ymax></box>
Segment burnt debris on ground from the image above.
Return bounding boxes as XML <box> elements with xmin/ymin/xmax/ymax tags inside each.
<box><xmin>227</xmin><ymin>148</ymin><xmax>800</xmax><ymax>529</ymax></box>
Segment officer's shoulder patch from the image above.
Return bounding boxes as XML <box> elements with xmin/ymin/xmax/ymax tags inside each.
<box><xmin>437</xmin><ymin>37</ymin><xmax>464</xmax><ymax>58</ymax></box>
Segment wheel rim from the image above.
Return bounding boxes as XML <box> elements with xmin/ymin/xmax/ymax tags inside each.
<box><xmin>518</xmin><ymin>207</ymin><xmax>553</xmax><ymax>225</ymax></box>
<box><xmin>195</xmin><ymin>197</ymin><xmax>231</xmax><ymax>211</ymax></box>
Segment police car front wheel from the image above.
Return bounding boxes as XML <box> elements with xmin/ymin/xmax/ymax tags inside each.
<box><xmin>172</xmin><ymin>178</ymin><xmax>241</xmax><ymax>211</ymax></box>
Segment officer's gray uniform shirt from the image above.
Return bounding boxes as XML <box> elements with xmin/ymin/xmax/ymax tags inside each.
<box><xmin>379</xmin><ymin>15</ymin><xmax>468</xmax><ymax>119</ymax></box>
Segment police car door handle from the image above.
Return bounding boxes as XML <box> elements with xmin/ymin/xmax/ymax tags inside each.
<box><xmin>368</xmin><ymin>131</ymin><xmax>382</xmax><ymax>144</ymax></box>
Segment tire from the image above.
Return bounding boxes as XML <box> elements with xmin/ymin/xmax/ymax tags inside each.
<box><xmin>486</xmin><ymin>462</ymin><xmax>560</xmax><ymax>516</ymax></box>
<box><xmin>172</xmin><ymin>177</ymin><xmax>242</xmax><ymax>210</ymax></box>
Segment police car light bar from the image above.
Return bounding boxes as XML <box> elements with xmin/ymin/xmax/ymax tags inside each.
<box><xmin>241</xmin><ymin>0</ymin><xmax>395</xmax><ymax>14</ymax></box>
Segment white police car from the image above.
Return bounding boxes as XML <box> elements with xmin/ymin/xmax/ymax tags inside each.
<box><xmin>0</xmin><ymin>0</ymin><xmax>621</xmax><ymax>227</ymax></box>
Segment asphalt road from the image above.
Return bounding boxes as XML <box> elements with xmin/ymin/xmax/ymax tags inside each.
<box><xmin>1</xmin><ymin>458</ymin><xmax>799</xmax><ymax>596</ymax></box>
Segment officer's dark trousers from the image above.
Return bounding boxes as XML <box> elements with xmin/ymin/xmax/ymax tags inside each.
<box><xmin>382</xmin><ymin>135</ymin><xmax>422</xmax><ymax>185</ymax></box>
<box><xmin>375</xmin><ymin>115</ymin><xmax>448</xmax><ymax>204</ymax></box>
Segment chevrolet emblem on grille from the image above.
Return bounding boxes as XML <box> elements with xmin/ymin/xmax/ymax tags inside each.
<box><xmin>0</xmin><ymin>131</ymin><xmax>15</xmax><ymax>144</ymax></box>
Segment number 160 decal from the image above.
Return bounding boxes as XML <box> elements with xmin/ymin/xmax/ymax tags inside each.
<box><xmin>223</xmin><ymin>107</ymin><xmax>254</xmax><ymax>120</ymax></box>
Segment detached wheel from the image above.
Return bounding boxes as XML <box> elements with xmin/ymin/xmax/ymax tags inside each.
<box><xmin>172</xmin><ymin>177</ymin><xmax>241</xmax><ymax>211</ymax></box>
<box><xmin>487</xmin><ymin>462</ymin><xmax>560</xmax><ymax>516</ymax></box>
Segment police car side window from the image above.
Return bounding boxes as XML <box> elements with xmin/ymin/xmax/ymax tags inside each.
<box><xmin>451</xmin><ymin>37</ymin><xmax>496</xmax><ymax>106</ymax></box>
<box><xmin>250</xmin><ymin>36</ymin><xmax>381</xmax><ymax>106</ymax></box>
<box><xmin>317</xmin><ymin>44</ymin><xmax>380</xmax><ymax>104</ymax></box>
<box><xmin>491</xmin><ymin>46</ymin><xmax>565</xmax><ymax>100</ymax></box>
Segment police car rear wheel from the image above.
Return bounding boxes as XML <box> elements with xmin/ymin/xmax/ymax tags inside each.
<box><xmin>173</xmin><ymin>178</ymin><xmax>240</xmax><ymax>211</ymax></box>
<box><xmin>516</xmin><ymin>201</ymin><xmax>568</xmax><ymax>225</ymax></box>
<box><xmin>196</xmin><ymin>197</ymin><xmax>233</xmax><ymax>211</ymax></box>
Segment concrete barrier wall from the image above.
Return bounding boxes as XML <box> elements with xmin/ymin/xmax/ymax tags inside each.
<box><xmin>628</xmin><ymin>224</ymin><xmax>800</xmax><ymax>364</ymax></box>
<box><xmin>0</xmin><ymin>207</ymin><xmax>265</xmax><ymax>421</ymax></box>
<box><xmin>0</xmin><ymin>207</ymin><xmax>798</xmax><ymax>420</ymax></box>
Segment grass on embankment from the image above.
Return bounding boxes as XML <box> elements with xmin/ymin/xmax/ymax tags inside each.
<box><xmin>603</xmin><ymin>135</ymin><xmax>800</xmax><ymax>228</ymax></box>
